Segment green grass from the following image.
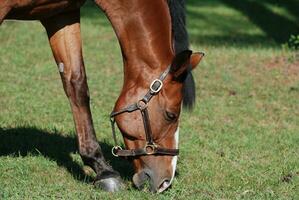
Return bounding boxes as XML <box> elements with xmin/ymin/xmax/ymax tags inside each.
<box><xmin>0</xmin><ymin>0</ymin><xmax>298</xmax><ymax>199</ymax></box>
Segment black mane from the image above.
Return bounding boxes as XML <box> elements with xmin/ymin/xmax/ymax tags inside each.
<box><xmin>167</xmin><ymin>0</ymin><xmax>196</xmax><ymax>110</ymax></box>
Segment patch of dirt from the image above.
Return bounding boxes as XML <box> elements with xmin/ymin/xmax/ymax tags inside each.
<box><xmin>289</xmin><ymin>87</ymin><xmax>299</xmax><ymax>92</ymax></box>
<box><xmin>281</xmin><ymin>173</ymin><xmax>294</xmax><ymax>183</ymax></box>
<box><xmin>216</xmin><ymin>150</ymin><xmax>225</xmax><ymax>157</ymax></box>
<box><xmin>265</xmin><ymin>54</ymin><xmax>299</xmax><ymax>76</ymax></box>
<box><xmin>228</xmin><ymin>90</ymin><xmax>237</xmax><ymax>96</ymax></box>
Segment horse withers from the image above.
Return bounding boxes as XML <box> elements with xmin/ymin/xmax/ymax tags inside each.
<box><xmin>0</xmin><ymin>0</ymin><xmax>203</xmax><ymax>193</ymax></box>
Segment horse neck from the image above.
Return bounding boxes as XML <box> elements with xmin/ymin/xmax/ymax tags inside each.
<box><xmin>97</xmin><ymin>0</ymin><xmax>174</xmax><ymax>86</ymax></box>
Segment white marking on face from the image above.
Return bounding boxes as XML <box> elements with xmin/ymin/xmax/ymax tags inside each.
<box><xmin>157</xmin><ymin>127</ymin><xmax>179</xmax><ymax>193</ymax></box>
<box><xmin>171</xmin><ymin>127</ymin><xmax>179</xmax><ymax>180</ymax></box>
<box><xmin>58</xmin><ymin>62</ymin><xmax>64</xmax><ymax>73</ymax></box>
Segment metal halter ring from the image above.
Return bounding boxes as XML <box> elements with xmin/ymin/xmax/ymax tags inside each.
<box><xmin>150</xmin><ymin>79</ymin><xmax>163</xmax><ymax>94</ymax></box>
<box><xmin>144</xmin><ymin>144</ymin><xmax>157</xmax><ymax>155</ymax></box>
<box><xmin>112</xmin><ymin>146</ymin><xmax>122</xmax><ymax>157</ymax></box>
<box><xmin>137</xmin><ymin>100</ymin><xmax>148</xmax><ymax>110</ymax></box>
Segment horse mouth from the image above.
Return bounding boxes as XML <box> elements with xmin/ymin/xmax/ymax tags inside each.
<box><xmin>157</xmin><ymin>179</ymin><xmax>171</xmax><ymax>193</ymax></box>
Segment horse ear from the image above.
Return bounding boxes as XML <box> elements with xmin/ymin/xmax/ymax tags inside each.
<box><xmin>170</xmin><ymin>50</ymin><xmax>192</xmax><ymax>79</ymax></box>
<box><xmin>170</xmin><ymin>50</ymin><xmax>204</xmax><ymax>80</ymax></box>
<box><xmin>190</xmin><ymin>52</ymin><xmax>204</xmax><ymax>70</ymax></box>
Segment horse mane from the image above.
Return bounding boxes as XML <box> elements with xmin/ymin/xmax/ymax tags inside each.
<box><xmin>167</xmin><ymin>0</ymin><xmax>196</xmax><ymax>110</ymax></box>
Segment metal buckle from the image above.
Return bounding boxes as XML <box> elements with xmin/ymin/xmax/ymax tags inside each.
<box><xmin>110</xmin><ymin>116</ymin><xmax>115</xmax><ymax>124</ymax></box>
<box><xmin>144</xmin><ymin>143</ymin><xmax>157</xmax><ymax>155</ymax></box>
<box><xmin>150</xmin><ymin>79</ymin><xmax>163</xmax><ymax>94</ymax></box>
<box><xmin>137</xmin><ymin>100</ymin><xmax>148</xmax><ymax>110</ymax></box>
<box><xmin>111</xmin><ymin>146</ymin><xmax>122</xmax><ymax>157</ymax></box>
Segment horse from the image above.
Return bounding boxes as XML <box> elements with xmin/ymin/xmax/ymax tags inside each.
<box><xmin>0</xmin><ymin>0</ymin><xmax>203</xmax><ymax>193</ymax></box>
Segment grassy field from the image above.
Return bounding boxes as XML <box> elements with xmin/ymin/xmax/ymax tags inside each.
<box><xmin>0</xmin><ymin>0</ymin><xmax>298</xmax><ymax>199</ymax></box>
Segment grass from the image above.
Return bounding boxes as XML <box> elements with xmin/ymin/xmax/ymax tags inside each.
<box><xmin>0</xmin><ymin>0</ymin><xmax>298</xmax><ymax>199</ymax></box>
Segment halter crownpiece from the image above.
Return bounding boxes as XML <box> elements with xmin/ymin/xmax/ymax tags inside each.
<box><xmin>109</xmin><ymin>65</ymin><xmax>179</xmax><ymax>157</ymax></box>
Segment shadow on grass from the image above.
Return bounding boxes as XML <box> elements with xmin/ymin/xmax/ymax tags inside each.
<box><xmin>80</xmin><ymin>0</ymin><xmax>109</xmax><ymax>27</ymax></box>
<box><xmin>221</xmin><ymin>0</ymin><xmax>299</xmax><ymax>43</ymax></box>
<box><xmin>187</xmin><ymin>0</ymin><xmax>299</xmax><ymax>46</ymax></box>
<box><xmin>0</xmin><ymin>127</ymin><xmax>133</xmax><ymax>183</ymax></box>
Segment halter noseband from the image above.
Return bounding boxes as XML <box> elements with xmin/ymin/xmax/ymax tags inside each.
<box><xmin>110</xmin><ymin>66</ymin><xmax>179</xmax><ymax>157</ymax></box>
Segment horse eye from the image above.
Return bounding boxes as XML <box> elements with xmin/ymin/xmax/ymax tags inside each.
<box><xmin>165</xmin><ymin>111</ymin><xmax>177</xmax><ymax>122</ymax></box>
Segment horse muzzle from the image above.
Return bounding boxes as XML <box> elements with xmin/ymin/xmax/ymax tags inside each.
<box><xmin>132</xmin><ymin>169</ymin><xmax>172</xmax><ymax>193</ymax></box>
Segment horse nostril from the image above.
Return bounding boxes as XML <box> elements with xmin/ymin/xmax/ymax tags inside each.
<box><xmin>157</xmin><ymin>179</ymin><xmax>171</xmax><ymax>193</ymax></box>
<box><xmin>132</xmin><ymin>171</ymin><xmax>149</xmax><ymax>190</ymax></box>
<box><xmin>134</xmin><ymin>170</ymin><xmax>172</xmax><ymax>193</ymax></box>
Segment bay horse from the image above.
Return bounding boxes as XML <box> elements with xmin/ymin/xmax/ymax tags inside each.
<box><xmin>0</xmin><ymin>0</ymin><xmax>203</xmax><ymax>193</ymax></box>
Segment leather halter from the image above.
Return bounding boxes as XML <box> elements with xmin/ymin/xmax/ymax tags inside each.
<box><xmin>110</xmin><ymin>66</ymin><xmax>179</xmax><ymax>157</ymax></box>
